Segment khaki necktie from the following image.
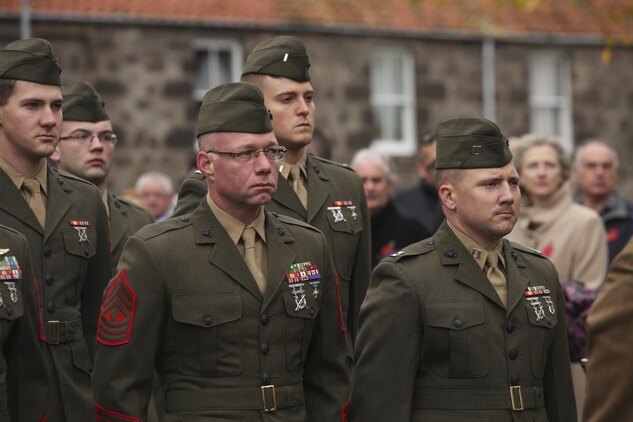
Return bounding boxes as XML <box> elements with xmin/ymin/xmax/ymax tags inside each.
<box><xmin>241</xmin><ymin>227</ymin><xmax>266</xmax><ymax>294</ymax></box>
<box><xmin>288</xmin><ymin>165</ymin><xmax>308</xmax><ymax>209</ymax></box>
<box><xmin>22</xmin><ymin>178</ymin><xmax>46</xmax><ymax>228</ymax></box>
<box><xmin>485</xmin><ymin>253</ymin><xmax>507</xmax><ymax>307</ymax></box>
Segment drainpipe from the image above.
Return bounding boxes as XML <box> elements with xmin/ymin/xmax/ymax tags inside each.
<box><xmin>21</xmin><ymin>0</ymin><xmax>31</xmax><ymax>39</ymax></box>
<box><xmin>482</xmin><ymin>38</ymin><xmax>496</xmax><ymax>122</ymax></box>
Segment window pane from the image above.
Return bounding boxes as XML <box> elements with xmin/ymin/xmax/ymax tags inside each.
<box><xmin>195</xmin><ymin>50</ymin><xmax>209</xmax><ymax>92</ymax></box>
<box><xmin>373</xmin><ymin>105</ymin><xmax>403</xmax><ymax>140</ymax></box>
<box><xmin>531</xmin><ymin>107</ymin><xmax>560</xmax><ymax>136</ymax></box>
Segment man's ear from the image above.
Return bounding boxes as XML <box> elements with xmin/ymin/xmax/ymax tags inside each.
<box><xmin>196</xmin><ymin>151</ymin><xmax>215</xmax><ymax>183</ymax></box>
<box><xmin>438</xmin><ymin>183</ymin><xmax>457</xmax><ymax>211</ymax></box>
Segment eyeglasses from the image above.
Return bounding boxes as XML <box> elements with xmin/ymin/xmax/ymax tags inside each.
<box><xmin>207</xmin><ymin>146</ymin><xmax>287</xmax><ymax>163</ymax></box>
<box><xmin>60</xmin><ymin>130</ymin><xmax>118</xmax><ymax>145</ymax></box>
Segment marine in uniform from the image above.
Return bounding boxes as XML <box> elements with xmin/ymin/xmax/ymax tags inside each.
<box><xmin>0</xmin><ymin>38</ymin><xmax>112</xmax><ymax>420</ymax></box>
<box><xmin>51</xmin><ymin>80</ymin><xmax>153</xmax><ymax>272</ymax></box>
<box><xmin>173</xmin><ymin>36</ymin><xmax>370</xmax><ymax>337</ymax></box>
<box><xmin>351</xmin><ymin>118</ymin><xmax>576</xmax><ymax>421</ymax></box>
<box><xmin>0</xmin><ymin>224</ymin><xmax>48</xmax><ymax>421</ymax></box>
<box><xmin>92</xmin><ymin>82</ymin><xmax>350</xmax><ymax>421</ymax></box>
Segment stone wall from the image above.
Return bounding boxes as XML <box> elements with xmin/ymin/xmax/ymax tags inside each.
<box><xmin>1</xmin><ymin>21</ymin><xmax>632</xmax><ymax>199</ymax></box>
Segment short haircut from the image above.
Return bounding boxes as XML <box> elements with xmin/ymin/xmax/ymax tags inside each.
<box><xmin>434</xmin><ymin>168</ymin><xmax>457</xmax><ymax>191</ymax></box>
<box><xmin>511</xmin><ymin>133</ymin><xmax>571</xmax><ymax>182</ymax></box>
<box><xmin>135</xmin><ymin>171</ymin><xmax>174</xmax><ymax>195</ymax></box>
<box><xmin>350</xmin><ymin>148</ymin><xmax>397</xmax><ymax>183</ymax></box>
<box><xmin>574</xmin><ymin>139</ymin><xmax>619</xmax><ymax>169</ymax></box>
<box><xmin>0</xmin><ymin>78</ymin><xmax>16</xmax><ymax>105</ymax></box>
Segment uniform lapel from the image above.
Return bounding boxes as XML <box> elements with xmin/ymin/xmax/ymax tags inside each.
<box><xmin>108</xmin><ymin>195</ymin><xmax>129</xmax><ymax>253</ymax></box>
<box><xmin>271</xmin><ymin>174</ymin><xmax>307</xmax><ymax>220</ymax></box>
<box><xmin>435</xmin><ymin>223</ymin><xmax>505</xmax><ymax>309</ymax></box>
<box><xmin>193</xmin><ymin>202</ymin><xmax>263</xmax><ymax>302</ymax></box>
<box><xmin>0</xmin><ymin>168</ymin><xmax>43</xmax><ymax>235</ymax></box>
<box><xmin>44</xmin><ymin>170</ymin><xmax>72</xmax><ymax>242</ymax></box>
<box><xmin>262</xmin><ymin>213</ymin><xmax>297</xmax><ymax>310</ymax></box>
<box><xmin>503</xmin><ymin>241</ymin><xmax>531</xmax><ymax>314</ymax></box>
<box><xmin>305</xmin><ymin>155</ymin><xmax>329</xmax><ymax>224</ymax></box>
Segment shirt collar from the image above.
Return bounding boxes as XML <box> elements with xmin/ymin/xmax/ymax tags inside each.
<box><xmin>447</xmin><ymin>220</ymin><xmax>504</xmax><ymax>270</ymax></box>
<box><xmin>207</xmin><ymin>196</ymin><xmax>267</xmax><ymax>245</ymax></box>
<box><xmin>0</xmin><ymin>155</ymin><xmax>48</xmax><ymax>196</ymax></box>
<box><xmin>279</xmin><ymin>149</ymin><xmax>307</xmax><ymax>180</ymax></box>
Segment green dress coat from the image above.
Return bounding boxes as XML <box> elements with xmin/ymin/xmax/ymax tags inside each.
<box><xmin>107</xmin><ymin>194</ymin><xmax>153</xmax><ymax>271</ymax></box>
<box><xmin>351</xmin><ymin>222</ymin><xmax>577</xmax><ymax>422</ymax></box>
<box><xmin>173</xmin><ymin>154</ymin><xmax>371</xmax><ymax>337</ymax></box>
<box><xmin>93</xmin><ymin>201</ymin><xmax>351</xmax><ymax>421</ymax></box>
<box><xmin>0</xmin><ymin>224</ymin><xmax>49</xmax><ymax>421</ymax></box>
<box><xmin>0</xmin><ymin>167</ymin><xmax>112</xmax><ymax>421</ymax></box>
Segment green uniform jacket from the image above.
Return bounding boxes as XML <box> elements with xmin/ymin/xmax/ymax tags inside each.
<box><xmin>173</xmin><ymin>154</ymin><xmax>371</xmax><ymax>337</ymax></box>
<box><xmin>0</xmin><ymin>167</ymin><xmax>112</xmax><ymax>421</ymax></box>
<box><xmin>1</xmin><ymin>224</ymin><xmax>48</xmax><ymax>421</ymax></box>
<box><xmin>351</xmin><ymin>222</ymin><xmax>576</xmax><ymax>422</ymax></box>
<box><xmin>108</xmin><ymin>194</ymin><xmax>153</xmax><ymax>271</ymax></box>
<box><xmin>93</xmin><ymin>201</ymin><xmax>351</xmax><ymax>421</ymax></box>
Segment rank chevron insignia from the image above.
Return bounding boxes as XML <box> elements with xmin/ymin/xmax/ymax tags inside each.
<box><xmin>97</xmin><ymin>269</ymin><xmax>137</xmax><ymax>346</ymax></box>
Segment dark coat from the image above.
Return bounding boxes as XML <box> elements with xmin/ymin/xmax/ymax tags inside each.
<box><xmin>370</xmin><ymin>201</ymin><xmax>430</xmax><ymax>268</ymax></box>
<box><xmin>173</xmin><ymin>154</ymin><xmax>371</xmax><ymax>337</ymax></box>
<box><xmin>0</xmin><ymin>167</ymin><xmax>112</xmax><ymax>421</ymax></box>
<box><xmin>393</xmin><ymin>181</ymin><xmax>445</xmax><ymax>235</ymax></box>
<box><xmin>1</xmin><ymin>224</ymin><xmax>48</xmax><ymax>421</ymax></box>
<box><xmin>351</xmin><ymin>222</ymin><xmax>577</xmax><ymax>422</ymax></box>
<box><xmin>92</xmin><ymin>201</ymin><xmax>351</xmax><ymax>421</ymax></box>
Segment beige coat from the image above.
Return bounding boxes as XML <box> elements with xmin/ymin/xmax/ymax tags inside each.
<box><xmin>507</xmin><ymin>185</ymin><xmax>607</xmax><ymax>289</ymax></box>
<box><xmin>583</xmin><ymin>237</ymin><xmax>633</xmax><ymax>422</ymax></box>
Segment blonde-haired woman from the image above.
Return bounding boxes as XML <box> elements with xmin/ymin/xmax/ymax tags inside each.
<box><xmin>507</xmin><ymin>133</ymin><xmax>608</xmax><ymax>420</ymax></box>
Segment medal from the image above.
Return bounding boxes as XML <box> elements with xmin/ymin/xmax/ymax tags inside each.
<box><xmin>347</xmin><ymin>205</ymin><xmax>358</xmax><ymax>220</ymax></box>
<box><xmin>527</xmin><ymin>297</ymin><xmax>546</xmax><ymax>321</ymax></box>
<box><xmin>543</xmin><ymin>295</ymin><xmax>556</xmax><ymax>315</ymax></box>
<box><xmin>5</xmin><ymin>282</ymin><xmax>17</xmax><ymax>303</ymax></box>
<box><xmin>327</xmin><ymin>206</ymin><xmax>346</xmax><ymax>223</ymax></box>
<box><xmin>69</xmin><ymin>220</ymin><xmax>90</xmax><ymax>243</ymax></box>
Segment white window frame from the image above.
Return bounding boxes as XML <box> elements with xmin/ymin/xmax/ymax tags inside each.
<box><xmin>370</xmin><ymin>49</ymin><xmax>417</xmax><ymax>156</ymax></box>
<box><xmin>193</xmin><ymin>39</ymin><xmax>244</xmax><ymax>101</ymax></box>
<box><xmin>529</xmin><ymin>51</ymin><xmax>573</xmax><ymax>150</ymax></box>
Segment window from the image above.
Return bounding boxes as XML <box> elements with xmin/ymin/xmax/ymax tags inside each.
<box><xmin>194</xmin><ymin>39</ymin><xmax>244</xmax><ymax>101</ymax></box>
<box><xmin>529</xmin><ymin>52</ymin><xmax>573</xmax><ymax>150</ymax></box>
<box><xmin>370</xmin><ymin>49</ymin><xmax>417</xmax><ymax>155</ymax></box>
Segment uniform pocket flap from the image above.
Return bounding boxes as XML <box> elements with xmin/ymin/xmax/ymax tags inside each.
<box><xmin>425</xmin><ymin>302</ymin><xmax>485</xmax><ymax>331</ymax></box>
<box><xmin>172</xmin><ymin>293</ymin><xmax>242</xmax><ymax>328</ymax></box>
<box><xmin>62</xmin><ymin>228</ymin><xmax>97</xmax><ymax>259</ymax></box>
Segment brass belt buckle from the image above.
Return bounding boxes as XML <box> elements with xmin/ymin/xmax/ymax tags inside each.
<box><xmin>510</xmin><ymin>386</ymin><xmax>524</xmax><ymax>411</ymax></box>
<box><xmin>261</xmin><ymin>384</ymin><xmax>277</xmax><ymax>413</ymax></box>
<box><xmin>48</xmin><ymin>320</ymin><xmax>60</xmax><ymax>344</ymax></box>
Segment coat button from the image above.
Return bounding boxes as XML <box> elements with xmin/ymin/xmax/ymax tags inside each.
<box><xmin>261</xmin><ymin>313</ymin><xmax>269</xmax><ymax>326</ymax></box>
<box><xmin>426</xmin><ymin>240</ymin><xmax>435</xmax><ymax>245</ymax></box>
<box><xmin>453</xmin><ymin>318</ymin><xmax>462</xmax><ymax>328</ymax></box>
<box><xmin>262</xmin><ymin>373</ymin><xmax>272</xmax><ymax>384</ymax></box>
<box><xmin>202</xmin><ymin>314</ymin><xmax>213</xmax><ymax>326</ymax></box>
<box><xmin>43</xmin><ymin>245</ymin><xmax>52</xmax><ymax>257</ymax></box>
<box><xmin>511</xmin><ymin>375</ymin><xmax>520</xmax><ymax>385</ymax></box>
<box><xmin>47</xmin><ymin>302</ymin><xmax>56</xmax><ymax>313</ymax></box>
<box><xmin>180</xmin><ymin>216</ymin><xmax>190</xmax><ymax>222</ymax></box>
<box><xmin>276</xmin><ymin>227</ymin><xmax>285</xmax><ymax>236</ymax></box>
<box><xmin>309</xmin><ymin>307</ymin><xmax>315</xmax><ymax>317</ymax></box>
<box><xmin>261</xmin><ymin>342</ymin><xmax>270</xmax><ymax>355</ymax></box>
<box><xmin>6</xmin><ymin>307</ymin><xmax>12</xmax><ymax>316</ymax></box>
<box><xmin>506</xmin><ymin>322</ymin><xmax>515</xmax><ymax>333</ymax></box>
<box><xmin>201</xmin><ymin>229</ymin><xmax>212</xmax><ymax>237</ymax></box>
<box><xmin>509</xmin><ymin>348</ymin><xmax>519</xmax><ymax>360</ymax></box>
<box><xmin>45</xmin><ymin>274</ymin><xmax>54</xmax><ymax>285</ymax></box>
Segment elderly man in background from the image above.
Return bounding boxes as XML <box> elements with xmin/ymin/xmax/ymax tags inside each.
<box><xmin>574</xmin><ymin>139</ymin><xmax>633</xmax><ymax>263</ymax></box>
<box><xmin>135</xmin><ymin>170</ymin><xmax>175</xmax><ymax>222</ymax></box>
<box><xmin>351</xmin><ymin>149</ymin><xmax>429</xmax><ymax>268</ymax></box>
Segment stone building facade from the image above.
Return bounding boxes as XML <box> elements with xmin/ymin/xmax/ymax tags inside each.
<box><xmin>1</xmin><ymin>18</ymin><xmax>632</xmax><ymax>198</ymax></box>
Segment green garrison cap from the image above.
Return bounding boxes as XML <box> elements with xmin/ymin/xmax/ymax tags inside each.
<box><xmin>62</xmin><ymin>81</ymin><xmax>110</xmax><ymax>122</ymax></box>
<box><xmin>0</xmin><ymin>38</ymin><xmax>61</xmax><ymax>86</ymax></box>
<box><xmin>241</xmin><ymin>35</ymin><xmax>310</xmax><ymax>82</ymax></box>
<box><xmin>196</xmin><ymin>82</ymin><xmax>273</xmax><ymax>137</ymax></box>
<box><xmin>435</xmin><ymin>117</ymin><xmax>513</xmax><ymax>169</ymax></box>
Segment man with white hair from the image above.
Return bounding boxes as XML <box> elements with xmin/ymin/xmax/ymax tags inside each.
<box><xmin>351</xmin><ymin>149</ymin><xmax>429</xmax><ymax>267</ymax></box>
<box><xmin>574</xmin><ymin>139</ymin><xmax>633</xmax><ymax>263</ymax></box>
<box><xmin>135</xmin><ymin>171</ymin><xmax>175</xmax><ymax>222</ymax></box>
